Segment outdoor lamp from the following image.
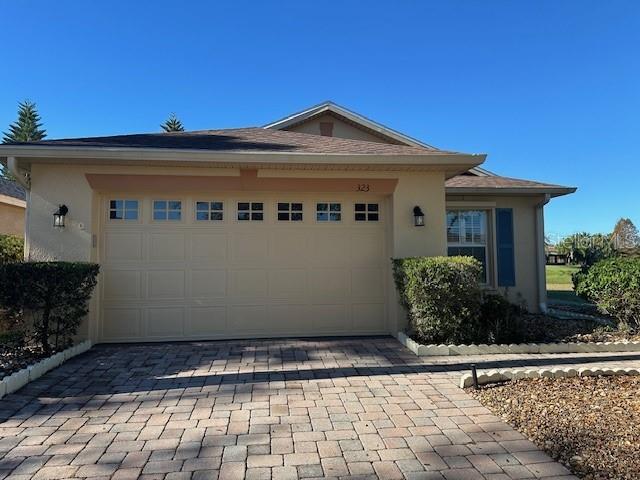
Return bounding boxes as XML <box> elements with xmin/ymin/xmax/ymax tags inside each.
<box><xmin>413</xmin><ymin>206</ymin><xmax>425</xmax><ymax>227</ymax></box>
<box><xmin>53</xmin><ymin>205</ymin><xmax>68</xmax><ymax>228</ymax></box>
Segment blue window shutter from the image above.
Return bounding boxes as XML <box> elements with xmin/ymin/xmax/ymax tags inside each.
<box><xmin>496</xmin><ymin>208</ymin><xmax>516</xmax><ymax>287</ymax></box>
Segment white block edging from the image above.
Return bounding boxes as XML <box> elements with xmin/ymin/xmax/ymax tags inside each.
<box><xmin>397</xmin><ymin>331</ymin><xmax>640</xmax><ymax>357</ymax></box>
<box><xmin>0</xmin><ymin>340</ymin><xmax>92</xmax><ymax>399</ymax></box>
<box><xmin>460</xmin><ymin>366</ymin><xmax>640</xmax><ymax>388</ymax></box>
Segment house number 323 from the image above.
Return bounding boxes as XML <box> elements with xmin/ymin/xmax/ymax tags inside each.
<box><xmin>356</xmin><ymin>183</ymin><xmax>370</xmax><ymax>192</ymax></box>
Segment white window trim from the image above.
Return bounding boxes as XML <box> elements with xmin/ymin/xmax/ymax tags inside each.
<box><xmin>152</xmin><ymin>199</ymin><xmax>183</xmax><ymax>222</ymax></box>
<box><xmin>316</xmin><ymin>201</ymin><xmax>342</xmax><ymax>223</ymax></box>
<box><xmin>237</xmin><ymin>201</ymin><xmax>264</xmax><ymax>222</ymax></box>
<box><xmin>354</xmin><ymin>202</ymin><xmax>380</xmax><ymax>222</ymax></box>
<box><xmin>446</xmin><ymin>209</ymin><xmax>492</xmax><ymax>284</ymax></box>
<box><xmin>107</xmin><ymin>198</ymin><xmax>140</xmax><ymax>222</ymax></box>
<box><xmin>277</xmin><ymin>202</ymin><xmax>304</xmax><ymax>222</ymax></box>
<box><xmin>195</xmin><ymin>200</ymin><xmax>224</xmax><ymax>222</ymax></box>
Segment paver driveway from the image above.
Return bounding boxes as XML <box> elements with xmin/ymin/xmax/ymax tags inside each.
<box><xmin>0</xmin><ymin>337</ymin><xmax>577</xmax><ymax>480</ymax></box>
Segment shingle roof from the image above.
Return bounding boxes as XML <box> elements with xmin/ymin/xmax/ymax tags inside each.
<box><xmin>6</xmin><ymin>127</ymin><xmax>463</xmax><ymax>156</ymax></box>
<box><xmin>446</xmin><ymin>174</ymin><xmax>575</xmax><ymax>196</ymax></box>
<box><xmin>0</xmin><ymin>177</ymin><xmax>25</xmax><ymax>201</ymax></box>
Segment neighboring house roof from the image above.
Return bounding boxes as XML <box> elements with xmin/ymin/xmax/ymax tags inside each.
<box><xmin>446</xmin><ymin>174</ymin><xmax>576</xmax><ymax>197</ymax></box>
<box><xmin>4</xmin><ymin>127</ymin><xmax>464</xmax><ymax>156</ymax></box>
<box><xmin>0</xmin><ymin>177</ymin><xmax>26</xmax><ymax>208</ymax></box>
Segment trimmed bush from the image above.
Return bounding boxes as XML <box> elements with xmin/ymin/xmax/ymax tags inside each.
<box><xmin>574</xmin><ymin>257</ymin><xmax>640</xmax><ymax>329</ymax></box>
<box><xmin>0</xmin><ymin>234</ymin><xmax>23</xmax><ymax>264</ymax></box>
<box><xmin>478</xmin><ymin>293</ymin><xmax>525</xmax><ymax>344</ymax></box>
<box><xmin>392</xmin><ymin>256</ymin><xmax>483</xmax><ymax>344</ymax></box>
<box><xmin>0</xmin><ymin>262</ymin><xmax>100</xmax><ymax>354</ymax></box>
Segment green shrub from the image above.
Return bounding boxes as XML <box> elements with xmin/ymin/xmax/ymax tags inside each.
<box><xmin>0</xmin><ymin>234</ymin><xmax>23</xmax><ymax>264</ymax></box>
<box><xmin>0</xmin><ymin>262</ymin><xmax>100</xmax><ymax>354</ymax></box>
<box><xmin>478</xmin><ymin>293</ymin><xmax>525</xmax><ymax>344</ymax></box>
<box><xmin>574</xmin><ymin>257</ymin><xmax>640</xmax><ymax>329</ymax></box>
<box><xmin>392</xmin><ymin>256</ymin><xmax>482</xmax><ymax>344</ymax></box>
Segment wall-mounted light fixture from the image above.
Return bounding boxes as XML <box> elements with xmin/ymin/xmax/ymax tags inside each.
<box><xmin>53</xmin><ymin>205</ymin><xmax>68</xmax><ymax>228</ymax></box>
<box><xmin>413</xmin><ymin>206</ymin><xmax>425</xmax><ymax>227</ymax></box>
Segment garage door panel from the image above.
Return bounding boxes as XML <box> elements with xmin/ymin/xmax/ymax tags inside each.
<box><xmin>191</xmin><ymin>270</ymin><xmax>227</xmax><ymax>298</ymax></box>
<box><xmin>148</xmin><ymin>270</ymin><xmax>185</xmax><ymax>299</ymax></box>
<box><xmin>147</xmin><ymin>307</ymin><xmax>184</xmax><ymax>337</ymax></box>
<box><xmin>104</xmin><ymin>233</ymin><xmax>143</xmax><ymax>262</ymax></box>
<box><xmin>353</xmin><ymin>303</ymin><xmax>386</xmax><ymax>331</ymax></box>
<box><xmin>188</xmin><ymin>306</ymin><xmax>227</xmax><ymax>337</ymax></box>
<box><xmin>230</xmin><ymin>305</ymin><xmax>268</xmax><ymax>332</ymax></box>
<box><xmin>268</xmin><ymin>269</ymin><xmax>307</xmax><ymax>299</ymax></box>
<box><xmin>103</xmin><ymin>270</ymin><xmax>142</xmax><ymax>300</ymax></box>
<box><xmin>230</xmin><ymin>270</ymin><xmax>268</xmax><ymax>298</ymax></box>
<box><xmin>150</xmin><ymin>233</ymin><xmax>186</xmax><ymax>261</ymax></box>
<box><xmin>309</xmin><ymin>232</ymin><xmax>351</xmax><ymax>266</ymax></box>
<box><xmin>101</xmin><ymin>193</ymin><xmax>389</xmax><ymax>342</ymax></box>
<box><xmin>351</xmin><ymin>233</ymin><xmax>385</xmax><ymax>266</ymax></box>
<box><xmin>230</xmin><ymin>233</ymin><xmax>269</xmax><ymax>263</ymax></box>
<box><xmin>351</xmin><ymin>268</ymin><xmax>385</xmax><ymax>298</ymax></box>
<box><xmin>271</xmin><ymin>231</ymin><xmax>309</xmax><ymax>265</ymax></box>
<box><xmin>268</xmin><ymin>304</ymin><xmax>312</xmax><ymax>332</ymax></box>
<box><xmin>192</xmin><ymin>234</ymin><xmax>228</xmax><ymax>262</ymax></box>
<box><xmin>310</xmin><ymin>304</ymin><xmax>350</xmax><ymax>332</ymax></box>
<box><xmin>103</xmin><ymin>308</ymin><xmax>142</xmax><ymax>339</ymax></box>
<box><xmin>309</xmin><ymin>269</ymin><xmax>349</xmax><ymax>301</ymax></box>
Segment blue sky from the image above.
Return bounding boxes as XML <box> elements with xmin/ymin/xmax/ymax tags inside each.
<box><xmin>2</xmin><ymin>1</ymin><xmax>638</xmax><ymax>238</ymax></box>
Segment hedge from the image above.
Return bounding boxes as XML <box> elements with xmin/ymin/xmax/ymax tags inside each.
<box><xmin>0</xmin><ymin>234</ymin><xmax>24</xmax><ymax>264</ymax></box>
<box><xmin>392</xmin><ymin>256</ymin><xmax>483</xmax><ymax>344</ymax></box>
<box><xmin>574</xmin><ymin>256</ymin><xmax>640</xmax><ymax>329</ymax></box>
<box><xmin>0</xmin><ymin>262</ymin><xmax>100</xmax><ymax>354</ymax></box>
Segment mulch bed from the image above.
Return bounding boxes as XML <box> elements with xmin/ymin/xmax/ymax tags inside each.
<box><xmin>470</xmin><ymin>376</ymin><xmax>640</xmax><ymax>480</ymax></box>
<box><xmin>0</xmin><ymin>347</ymin><xmax>50</xmax><ymax>380</ymax></box>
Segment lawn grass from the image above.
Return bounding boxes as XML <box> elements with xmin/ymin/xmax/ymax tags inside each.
<box><xmin>546</xmin><ymin>265</ymin><xmax>588</xmax><ymax>304</ymax></box>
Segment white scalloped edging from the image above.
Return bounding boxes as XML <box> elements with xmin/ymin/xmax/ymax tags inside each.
<box><xmin>460</xmin><ymin>366</ymin><xmax>640</xmax><ymax>388</ymax></box>
<box><xmin>0</xmin><ymin>340</ymin><xmax>92</xmax><ymax>400</ymax></box>
<box><xmin>397</xmin><ymin>331</ymin><xmax>640</xmax><ymax>356</ymax></box>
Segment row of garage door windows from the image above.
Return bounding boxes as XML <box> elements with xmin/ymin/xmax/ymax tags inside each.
<box><xmin>109</xmin><ymin>200</ymin><xmax>380</xmax><ymax>223</ymax></box>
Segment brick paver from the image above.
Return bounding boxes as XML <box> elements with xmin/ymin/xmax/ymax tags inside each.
<box><xmin>2</xmin><ymin>337</ymin><xmax>634</xmax><ymax>479</ymax></box>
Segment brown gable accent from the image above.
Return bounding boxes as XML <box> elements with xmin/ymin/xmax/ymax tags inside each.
<box><xmin>319</xmin><ymin>122</ymin><xmax>334</xmax><ymax>137</ymax></box>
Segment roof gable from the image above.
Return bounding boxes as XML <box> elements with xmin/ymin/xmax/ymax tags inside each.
<box><xmin>264</xmin><ymin>101</ymin><xmax>493</xmax><ymax>176</ymax></box>
<box><xmin>263</xmin><ymin>101</ymin><xmax>436</xmax><ymax>149</ymax></box>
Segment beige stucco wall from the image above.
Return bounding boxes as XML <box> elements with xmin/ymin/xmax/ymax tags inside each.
<box><xmin>0</xmin><ymin>201</ymin><xmax>25</xmax><ymax>236</ymax></box>
<box><xmin>27</xmin><ymin>162</ymin><xmax>448</xmax><ymax>340</ymax></box>
<box><xmin>285</xmin><ymin>114</ymin><xmax>390</xmax><ymax>144</ymax></box>
<box><xmin>446</xmin><ymin>194</ymin><xmax>545</xmax><ymax>313</ymax></box>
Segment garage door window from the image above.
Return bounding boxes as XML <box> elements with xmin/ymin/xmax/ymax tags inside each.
<box><xmin>317</xmin><ymin>202</ymin><xmax>341</xmax><ymax>222</ymax></box>
<box><xmin>109</xmin><ymin>200</ymin><xmax>138</xmax><ymax>220</ymax></box>
<box><xmin>355</xmin><ymin>203</ymin><xmax>379</xmax><ymax>222</ymax></box>
<box><xmin>278</xmin><ymin>202</ymin><xmax>303</xmax><ymax>221</ymax></box>
<box><xmin>153</xmin><ymin>200</ymin><xmax>182</xmax><ymax>221</ymax></box>
<box><xmin>238</xmin><ymin>202</ymin><xmax>263</xmax><ymax>221</ymax></box>
<box><xmin>196</xmin><ymin>201</ymin><xmax>224</xmax><ymax>221</ymax></box>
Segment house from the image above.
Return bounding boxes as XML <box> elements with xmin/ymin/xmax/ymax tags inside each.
<box><xmin>545</xmin><ymin>245</ymin><xmax>569</xmax><ymax>265</ymax></box>
<box><xmin>0</xmin><ymin>101</ymin><xmax>575</xmax><ymax>343</ymax></box>
<box><xmin>0</xmin><ymin>177</ymin><xmax>26</xmax><ymax>236</ymax></box>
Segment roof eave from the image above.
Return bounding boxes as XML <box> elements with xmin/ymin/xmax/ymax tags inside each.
<box><xmin>0</xmin><ymin>145</ymin><xmax>485</xmax><ymax>172</ymax></box>
<box><xmin>446</xmin><ymin>186</ymin><xmax>577</xmax><ymax>198</ymax></box>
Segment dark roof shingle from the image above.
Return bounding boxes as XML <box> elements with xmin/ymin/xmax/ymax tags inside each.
<box><xmin>0</xmin><ymin>177</ymin><xmax>25</xmax><ymax>201</ymax></box>
<box><xmin>446</xmin><ymin>174</ymin><xmax>575</xmax><ymax>194</ymax></box>
<box><xmin>6</xmin><ymin>128</ymin><xmax>462</xmax><ymax>156</ymax></box>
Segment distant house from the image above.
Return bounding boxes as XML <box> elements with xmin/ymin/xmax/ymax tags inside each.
<box><xmin>0</xmin><ymin>177</ymin><xmax>25</xmax><ymax>236</ymax></box>
<box><xmin>546</xmin><ymin>245</ymin><xmax>568</xmax><ymax>265</ymax></box>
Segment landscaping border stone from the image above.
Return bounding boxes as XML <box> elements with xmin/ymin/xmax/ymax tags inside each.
<box><xmin>459</xmin><ymin>365</ymin><xmax>640</xmax><ymax>388</ymax></box>
<box><xmin>397</xmin><ymin>331</ymin><xmax>640</xmax><ymax>356</ymax></box>
<box><xmin>0</xmin><ymin>340</ymin><xmax>92</xmax><ymax>399</ymax></box>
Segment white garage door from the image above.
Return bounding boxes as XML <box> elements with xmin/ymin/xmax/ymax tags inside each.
<box><xmin>99</xmin><ymin>192</ymin><xmax>389</xmax><ymax>342</ymax></box>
